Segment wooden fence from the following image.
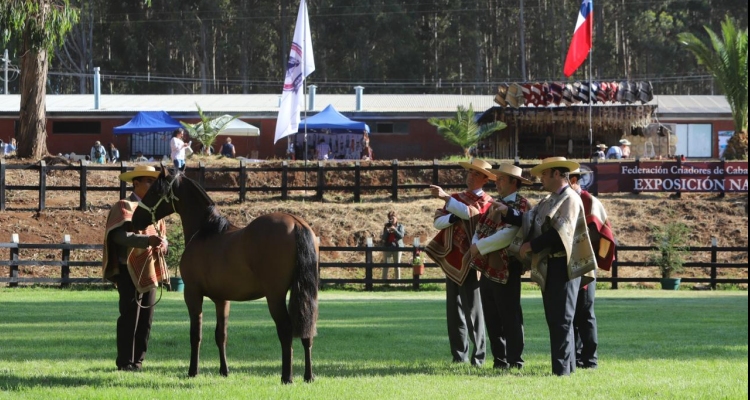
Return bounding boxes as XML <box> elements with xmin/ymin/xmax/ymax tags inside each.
<box><xmin>0</xmin><ymin>158</ymin><xmax>540</xmax><ymax>211</ymax></box>
<box><xmin>2</xmin><ymin>236</ymin><xmax>746</xmax><ymax>290</ymax></box>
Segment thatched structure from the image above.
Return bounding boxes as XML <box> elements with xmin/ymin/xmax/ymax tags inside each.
<box><xmin>477</xmin><ymin>104</ymin><xmax>660</xmax><ymax>159</ymax></box>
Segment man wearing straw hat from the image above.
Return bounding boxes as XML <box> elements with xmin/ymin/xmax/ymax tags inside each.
<box><xmin>425</xmin><ymin>158</ymin><xmax>495</xmax><ymax>366</ymax></box>
<box><xmin>102</xmin><ymin>165</ymin><xmax>169</xmax><ymax>372</ymax></box>
<box><xmin>496</xmin><ymin>157</ymin><xmax>596</xmax><ymax>376</ymax></box>
<box><xmin>568</xmin><ymin>168</ymin><xmax>616</xmax><ymax>370</ymax></box>
<box><xmin>466</xmin><ymin>164</ymin><xmax>532</xmax><ymax>370</ymax></box>
<box><xmin>594</xmin><ymin>144</ymin><xmax>607</xmax><ymax>160</ymax></box>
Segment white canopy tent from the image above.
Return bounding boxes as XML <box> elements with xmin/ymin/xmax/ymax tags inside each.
<box><xmin>216</xmin><ymin>115</ymin><xmax>260</xmax><ymax>136</ymax></box>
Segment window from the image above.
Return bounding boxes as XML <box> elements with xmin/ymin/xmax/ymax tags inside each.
<box><xmin>53</xmin><ymin>121</ymin><xmax>101</xmax><ymax>134</ymax></box>
<box><xmin>675</xmin><ymin>124</ymin><xmax>712</xmax><ymax>158</ymax></box>
<box><xmin>370</xmin><ymin>121</ymin><xmax>409</xmax><ymax>134</ymax></box>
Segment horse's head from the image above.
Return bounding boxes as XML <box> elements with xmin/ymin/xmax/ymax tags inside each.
<box><xmin>132</xmin><ymin>168</ymin><xmax>181</xmax><ymax>230</ymax></box>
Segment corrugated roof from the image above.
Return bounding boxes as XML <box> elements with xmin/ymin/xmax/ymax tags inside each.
<box><xmin>0</xmin><ymin>93</ymin><xmax>731</xmax><ymax>117</ymax></box>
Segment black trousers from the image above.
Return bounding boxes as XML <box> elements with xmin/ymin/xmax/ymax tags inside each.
<box><xmin>445</xmin><ymin>272</ymin><xmax>485</xmax><ymax>366</ymax></box>
<box><xmin>116</xmin><ymin>270</ymin><xmax>155</xmax><ymax>369</ymax></box>
<box><xmin>480</xmin><ymin>263</ymin><xmax>524</xmax><ymax>368</ymax></box>
<box><xmin>542</xmin><ymin>257</ymin><xmax>580</xmax><ymax>376</ymax></box>
<box><xmin>574</xmin><ymin>277</ymin><xmax>598</xmax><ymax>368</ymax></box>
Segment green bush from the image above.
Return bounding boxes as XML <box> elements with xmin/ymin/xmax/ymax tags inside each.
<box><xmin>649</xmin><ymin>220</ymin><xmax>690</xmax><ymax>279</ymax></box>
<box><xmin>165</xmin><ymin>223</ymin><xmax>184</xmax><ymax>277</ymax></box>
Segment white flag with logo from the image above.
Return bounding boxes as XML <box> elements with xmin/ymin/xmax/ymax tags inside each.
<box><xmin>274</xmin><ymin>0</ymin><xmax>315</xmax><ymax>143</ymax></box>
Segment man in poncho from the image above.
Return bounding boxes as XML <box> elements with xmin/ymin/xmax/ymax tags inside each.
<box><xmin>425</xmin><ymin>158</ymin><xmax>495</xmax><ymax>366</ymax></box>
<box><xmin>102</xmin><ymin>165</ymin><xmax>169</xmax><ymax>371</ymax></box>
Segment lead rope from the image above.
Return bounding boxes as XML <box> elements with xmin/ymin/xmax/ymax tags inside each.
<box><xmin>134</xmin><ymin>228</ymin><xmax>168</xmax><ymax>310</ymax></box>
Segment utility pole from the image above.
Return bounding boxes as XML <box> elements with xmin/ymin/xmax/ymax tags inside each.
<box><xmin>2</xmin><ymin>49</ymin><xmax>8</xmax><ymax>95</ymax></box>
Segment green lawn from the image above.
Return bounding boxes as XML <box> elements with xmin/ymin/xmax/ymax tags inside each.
<box><xmin>0</xmin><ymin>288</ymin><xmax>747</xmax><ymax>399</ymax></box>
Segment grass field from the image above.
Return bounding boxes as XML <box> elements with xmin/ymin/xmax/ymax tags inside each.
<box><xmin>0</xmin><ymin>288</ymin><xmax>747</xmax><ymax>399</ymax></box>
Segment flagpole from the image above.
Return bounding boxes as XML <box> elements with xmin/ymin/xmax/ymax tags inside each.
<box><xmin>587</xmin><ymin>7</ymin><xmax>593</xmax><ymax>161</ymax></box>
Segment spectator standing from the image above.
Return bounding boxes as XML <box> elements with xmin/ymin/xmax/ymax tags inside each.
<box><xmin>619</xmin><ymin>139</ymin><xmax>631</xmax><ymax>158</ymax></box>
<box><xmin>91</xmin><ymin>141</ymin><xmax>107</xmax><ymax>164</ymax></box>
<box><xmin>606</xmin><ymin>143</ymin><xmax>623</xmax><ymax>159</ymax></box>
<box><xmin>110</xmin><ymin>143</ymin><xmax>120</xmax><ymax>163</ymax></box>
<box><xmin>169</xmin><ymin>129</ymin><xmax>190</xmax><ymax>170</ymax></box>
<box><xmin>381</xmin><ymin>210</ymin><xmax>405</xmax><ymax>280</ymax></box>
<box><xmin>594</xmin><ymin>144</ymin><xmax>607</xmax><ymax>160</ymax></box>
<box><xmin>425</xmin><ymin>158</ymin><xmax>495</xmax><ymax>366</ymax></box>
<box><xmin>315</xmin><ymin>138</ymin><xmax>331</xmax><ymax>160</ymax></box>
<box><xmin>220</xmin><ymin>137</ymin><xmax>236</xmax><ymax>158</ymax></box>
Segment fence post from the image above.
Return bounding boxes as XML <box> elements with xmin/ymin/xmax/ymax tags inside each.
<box><xmin>119</xmin><ymin>162</ymin><xmax>127</xmax><ymax>199</ymax></box>
<box><xmin>412</xmin><ymin>237</ymin><xmax>421</xmax><ymax>291</ymax></box>
<box><xmin>710</xmin><ymin>237</ymin><xmax>718</xmax><ymax>290</ymax></box>
<box><xmin>79</xmin><ymin>160</ymin><xmax>88</xmax><ymax>211</ymax></box>
<box><xmin>39</xmin><ymin>160</ymin><xmax>47</xmax><ymax>211</ymax></box>
<box><xmin>61</xmin><ymin>235</ymin><xmax>71</xmax><ymax>289</ymax></box>
<box><xmin>611</xmin><ymin>247</ymin><xmax>618</xmax><ymax>289</ymax></box>
<box><xmin>281</xmin><ymin>161</ymin><xmax>289</xmax><ymax>201</ymax></box>
<box><xmin>9</xmin><ymin>233</ymin><xmax>19</xmax><ymax>287</ymax></box>
<box><xmin>316</xmin><ymin>161</ymin><xmax>324</xmax><ymax>201</ymax></box>
<box><xmin>354</xmin><ymin>161</ymin><xmax>361</xmax><ymax>202</ymax></box>
<box><xmin>365</xmin><ymin>237</ymin><xmax>373</xmax><ymax>291</ymax></box>
<box><xmin>198</xmin><ymin>161</ymin><xmax>206</xmax><ymax>188</ymax></box>
<box><xmin>391</xmin><ymin>159</ymin><xmax>399</xmax><ymax>201</ymax></box>
<box><xmin>0</xmin><ymin>158</ymin><xmax>6</xmax><ymax>211</ymax></box>
<box><xmin>432</xmin><ymin>159</ymin><xmax>439</xmax><ymax>185</ymax></box>
<box><xmin>239</xmin><ymin>159</ymin><xmax>247</xmax><ymax>203</ymax></box>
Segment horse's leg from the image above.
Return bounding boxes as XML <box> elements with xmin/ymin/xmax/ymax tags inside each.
<box><xmin>214</xmin><ymin>300</ymin><xmax>231</xmax><ymax>377</ymax></box>
<box><xmin>185</xmin><ymin>288</ymin><xmax>204</xmax><ymax>377</ymax></box>
<box><xmin>267</xmin><ymin>295</ymin><xmax>294</xmax><ymax>384</ymax></box>
<box><xmin>301</xmin><ymin>337</ymin><xmax>314</xmax><ymax>383</ymax></box>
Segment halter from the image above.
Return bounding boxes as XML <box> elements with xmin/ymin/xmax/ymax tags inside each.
<box><xmin>137</xmin><ymin>175</ymin><xmax>180</xmax><ymax>228</ymax></box>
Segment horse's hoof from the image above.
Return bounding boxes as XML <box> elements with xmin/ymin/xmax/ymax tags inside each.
<box><xmin>220</xmin><ymin>368</ymin><xmax>229</xmax><ymax>377</ymax></box>
<box><xmin>304</xmin><ymin>374</ymin><xmax>315</xmax><ymax>383</ymax></box>
<box><xmin>281</xmin><ymin>378</ymin><xmax>293</xmax><ymax>385</ymax></box>
<box><xmin>188</xmin><ymin>370</ymin><xmax>198</xmax><ymax>378</ymax></box>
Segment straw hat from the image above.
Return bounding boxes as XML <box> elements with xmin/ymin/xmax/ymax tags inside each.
<box><xmin>530</xmin><ymin>157</ymin><xmax>580</xmax><ymax>177</ymax></box>
<box><xmin>619</xmin><ymin>139</ymin><xmax>631</xmax><ymax>146</ymax></box>
<box><xmin>458</xmin><ymin>158</ymin><xmax>496</xmax><ymax>181</ymax></box>
<box><xmin>118</xmin><ymin>165</ymin><xmax>161</xmax><ymax>183</ymax></box>
<box><xmin>569</xmin><ymin>168</ymin><xmax>592</xmax><ymax>177</ymax></box>
<box><xmin>595</xmin><ymin>144</ymin><xmax>607</xmax><ymax>149</ymax></box>
<box><xmin>488</xmin><ymin>164</ymin><xmax>532</xmax><ymax>185</ymax></box>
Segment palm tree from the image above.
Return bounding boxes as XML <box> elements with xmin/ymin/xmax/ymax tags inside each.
<box><xmin>428</xmin><ymin>104</ymin><xmax>507</xmax><ymax>158</ymax></box>
<box><xmin>678</xmin><ymin>16</ymin><xmax>748</xmax><ymax>160</ymax></box>
<box><xmin>180</xmin><ymin>103</ymin><xmax>235</xmax><ymax>155</ymax></box>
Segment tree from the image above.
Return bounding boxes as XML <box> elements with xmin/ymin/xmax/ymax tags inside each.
<box><xmin>428</xmin><ymin>104</ymin><xmax>507</xmax><ymax>158</ymax></box>
<box><xmin>0</xmin><ymin>1</ymin><xmax>78</xmax><ymax>159</ymax></box>
<box><xmin>179</xmin><ymin>103</ymin><xmax>235</xmax><ymax>156</ymax></box>
<box><xmin>678</xmin><ymin>16</ymin><xmax>748</xmax><ymax>160</ymax></box>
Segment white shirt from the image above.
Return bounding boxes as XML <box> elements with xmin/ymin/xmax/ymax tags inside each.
<box><xmin>170</xmin><ymin>137</ymin><xmax>187</xmax><ymax>160</ymax></box>
<box><xmin>471</xmin><ymin>192</ymin><xmax>521</xmax><ymax>255</ymax></box>
<box><xmin>433</xmin><ymin>188</ymin><xmax>485</xmax><ymax>230</ymax></box>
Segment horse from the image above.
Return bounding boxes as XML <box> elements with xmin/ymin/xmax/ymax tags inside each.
<box><xmin>131</xmin><ymin>169</ymin><xmax>319</xmax><ymax>384</ymax></box>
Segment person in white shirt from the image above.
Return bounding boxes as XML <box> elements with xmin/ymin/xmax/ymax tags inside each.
<box><xmin>315</xmin><ymin>139</ymin><xmax>331</xmax><ymax>160</ymax></box>
<box><xmin>170</xmin><ymin>129</ymin><xmax>191</xmax><ymax>171</ymax></box>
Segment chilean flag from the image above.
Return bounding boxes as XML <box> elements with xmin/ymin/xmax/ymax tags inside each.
<box><xmin>563</xmin><ymin>0</ymin><xmax>593</xmax><ymax>77</ymax></box>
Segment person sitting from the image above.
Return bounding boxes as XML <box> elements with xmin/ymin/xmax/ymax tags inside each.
<box><xmin>619</xmin><ymin>139</ymin><xmax>631</xmax><ymax>158</ymax></box>
<box><xmin>133</xmin><ymin>151</ymin><xmax>149</xmax><ymax>162</ymax></box>
<box><xmin>606</xmin><ymin>143</ymin><xmax>623</xmax><ymax>159</ymax></box>
<box><xmin>361</xmin><ymin>146</ymin><xmax>373</xmax><ymax>161</ymax></box>
<box><xmin>220</xmin><ymin>137</ymin><xmax>236</xmax><ymax>158</ymax></box>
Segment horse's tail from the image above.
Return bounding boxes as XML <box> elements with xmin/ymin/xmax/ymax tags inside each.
<box><xmin>289</xmin><ymin>223</ymin><xmax>319</xmax><ymax>338</ymax></box>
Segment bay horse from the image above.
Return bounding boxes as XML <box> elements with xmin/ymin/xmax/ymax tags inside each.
<box><xmin>131</xmin><ymin>169</ymin><xmax>319</xmax><ymax>384</ymax></box>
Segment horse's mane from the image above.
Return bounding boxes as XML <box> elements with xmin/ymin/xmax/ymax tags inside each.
<box><xmin>166</xmin><ymin>173</ymin><xmax>232</xmax><ymax>239</ymax></box>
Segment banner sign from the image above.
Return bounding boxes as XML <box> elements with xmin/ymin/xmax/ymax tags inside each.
<box><xmin>580</xmin><ymin>161</ymin><xmax>748</xmax><ymax>193</ymax></box>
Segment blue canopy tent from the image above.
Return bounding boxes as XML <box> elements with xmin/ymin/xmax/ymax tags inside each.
<box><xmin>300</xmin><ymin>104</ymin><xmax>370</xmax><ymax>133</ymax></box>
<box><xmin>113</xmin><ymin>111</ymin><xmax>182</xmax><ymax>158</ymax></box>
<box><xmin>295</xmin><ymin>105</ymin><xmax>370</xmax><ymax>160</ymax></box>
